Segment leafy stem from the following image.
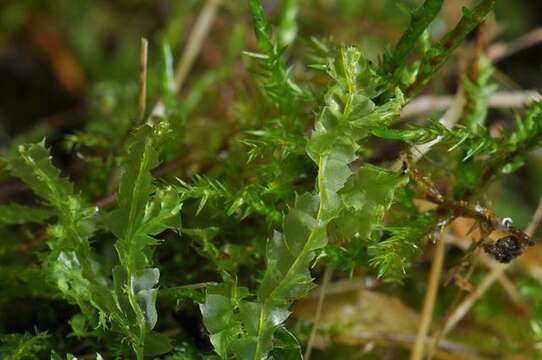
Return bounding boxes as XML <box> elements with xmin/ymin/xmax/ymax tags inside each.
<box><xmin>407</xmin><ymin>0</ymin><xmax>496</xmax><ymax>96</ymax></box>
<box><xmin>254</xmin><ymin>155</ymin><xmax>328</xmax><ymax>359</ymax></box>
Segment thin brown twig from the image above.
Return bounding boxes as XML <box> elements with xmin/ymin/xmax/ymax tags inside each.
<box><xmin>440</xmin><ymin>263</ymin><xmax>506</xmax><ymax>340</ymax></box>
<box><xmin>411</xmin><ymin>232</ymin><xmax>447</xmax><ymax>360</ymax></box>
<box><xmin>173</xmin><ymin>0</ymin><xmax>223</xmax><ymax>93</ymax></box>
<box><xmin>147</xmin><ymin>0</ymin><xmax>222</xmax><ymax>121</ymax></box>
<box><xmin>138</xmin><ymin>38</ymin><xmax>148</xmax><ymax>123</ymax></box>
<box><xmin>525</xmin><ymin>198</ymin><xmax>542</xmax><ymax>238</ymax></box>
<box><xmin>400</xmin><ymin>90</ymin><xmax>540</xmax><ymax>119</ymax></box>
<box><xmin>304</xmin><ymin>266</ymin><xmax>333</xmax><ymax>360</ymax></box>
<box><xmin>488</xmin><ymin>26</ymin><xmax>542</xmax><ymax>62</ymax></box>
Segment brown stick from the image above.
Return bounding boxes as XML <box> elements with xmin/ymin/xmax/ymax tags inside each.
<box><xmin>411</xmin><ymin>233</ymin><xmax>447</xmax><ymax>360</ymax></box>
<box><xmin>488</xmin><ymin>26</ymin><xmax>542</xmax><ymax>62</ymax></box>
<box><xmin>401</xmin><ymin>91</ymin><xmax>540</xmax><ymax>120</ymax></box>
<box><xmin>173</xmin><ymin>0</ymin><xmax>222</xmax><ymax>93</ymax></box>
<box><xmin>147</xmin><ymin>0</ymin><xmax>222</xmax><ymax>121</ymax></box>
<box><xmin>138</xmin><ymin>38</ymin><xmax>148</xmax><ymax>123</ymax></box>
<box><xmin>525</xmin><ymin>198</ymin><xmax>542</xmax><ymax>238</ymax></box>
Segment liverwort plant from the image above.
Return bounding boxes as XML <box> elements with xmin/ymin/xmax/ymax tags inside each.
<box><xmin>3</xmin><ymin>120</ymin><xmax>181</xmax><ymax>359</ymax></box>
<box><xmin>200</xmin><ymin>0</ymin><xmax>499</xmax><ymax>359</ymax></box>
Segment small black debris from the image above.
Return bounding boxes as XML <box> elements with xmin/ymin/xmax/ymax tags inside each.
<box><xmin>484</xmin><ymin>236</ymin><xmax>524</xmax><ymax>263</ymax></box>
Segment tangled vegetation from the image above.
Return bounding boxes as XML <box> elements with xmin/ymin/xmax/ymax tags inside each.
<box><xmin>1</xmin><ymin>0</ymin><xmax>542</xmax><ymax>359</ymax></box>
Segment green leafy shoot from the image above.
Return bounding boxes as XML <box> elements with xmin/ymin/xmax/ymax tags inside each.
<box><xmin>407</xmin><ymin>0</ymin><xmax>496</xmax><ymax>96</ymax></box>
<box><xmin>369</xmin><ymin>213</ymin><xmax>439</xmax><ymax>283</ymax></box>
<box><xmin>462</xmin><ymin>55</ymin><xmax>497</xmax><ymax>133</ymax></box>
<box><xmin>104</xmin><ymin>123</ymin><xmax>182</xmax><ymax>359</ymax></box>
<box><xmin>246</xmin><ymin>0</ymin><xmax>305</xmax><ymax>112</ymax></box>
<box><xmin>3</xmin><ymin>142</ymin><xmax>104</xmax><ymax>311</ymax></box>
<box><xmin>203</xmin><ymin>45</ymin><xmax>407</xmax><ymax>359</ymax></box>
<box><xmin>0</xmin><ymin>330</ymin><xmax>50</xmax><ymax>360</ymax></box>
<box><xmin>176</xmin><ymin>175</ymin><xmax>282</xmax><ymax>224</ymax></box>
<box><xmin>3</xmin><ymin>120</ymin><xmax>181</xmax><ymax>360</ymax></box>
<box><xmin>383</xmin><ymin>0</ymin><xmax>443</xmax><ymax>77</ymax></box>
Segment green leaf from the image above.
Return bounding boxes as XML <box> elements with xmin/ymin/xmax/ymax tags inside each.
<box><xmin>0</xmin><ymin>204</ymin><xmax>52</xmax><ymax>226</ymax></box>
<box><xmin>5</xmin><ymin>141</ymin><xmax>74</xmax><ymax>210</ymax></box>
<box><xmin>143</xmin><ymin>332</ymin><xmax>173</xmax><ymax>357</ymax></box>
<box><xmin>336</xmin><ymin>164</ymin><xmax>407</xmax><ymax>241</ymax></box>
<box><xmin>408</xmin><ymin>0</ymin><xmax>496</xmax><ymax>96</ymax></box>
<box><xmin>104</xmin><ymin>123</ymin><xmax>182</xmax><ymax>359</ymax></box>
<box><xmin>200</xmin><ymin>284</ymin><xmax>247</xmax><ymax>359</ymax></box>
<box><xmin>268</xmin><ymin>327</ymin><xmax>302</xmax><ymax>360</ymax></box>
<box><xmin>384</xmin><ymin>0</ymin><xmax>443</xmax><ymax>74</ymax></box>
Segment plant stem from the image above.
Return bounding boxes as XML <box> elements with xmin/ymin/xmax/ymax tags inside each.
<box><xmin>407</xmin><ymin>0</ymin><xmax>496</xmax><ymax>97</ymax></box>
<box><xmin>137</xmin><ymin>38</ymin><xmax>148</xmax><ymax>123</ymax></box>
<box><xmin>173</xmin><ymin>0</ymin><xmax>222</xmax><ymax>92</ymax></box>
<box><xmin>387</xmin><ymin>0</ymin><xmax>443</xmax><ymax>73</ymax></box>
<box><xmin>401</xmin><ymin>90</ymin><xmax>540</xmax><ymax>119</ymax></box>
<box><xmin>304</xmin><ymin>265</ymin><xmax>334</xmax><ymax>360</ymax></box>
<box><xmin>411</xmin><ymin>232</ymin><xmax>446</xmax><ymax>360</ymax></box>
<box><xmin>254</xmin><ymin>155</ymin><xmax>329</xmax><ymax>359</ymax></box>
<box><xmin>488</xmin><ymin>25</ymin><xmax>542</xmax><ymax>62</ymax></box>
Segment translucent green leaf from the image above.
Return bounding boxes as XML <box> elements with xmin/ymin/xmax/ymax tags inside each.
<box><xmin>143</xmin><ymin>332</ymin><xmax>173</xmax><ymax>357</ymax></box>
<box><xmin>4</xmin><ymin>141</ymin><xmax>74</xmax><ymax>210</ymax></box>
<box><xmin>336</xmin><ymin>164</ymin><xmax>407</xmax><ymax>241</ymax></box>
<box><xmin>101</xmin><ymin>123</ymin><xmax>182</xmax><ymax>359</ymax></box>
